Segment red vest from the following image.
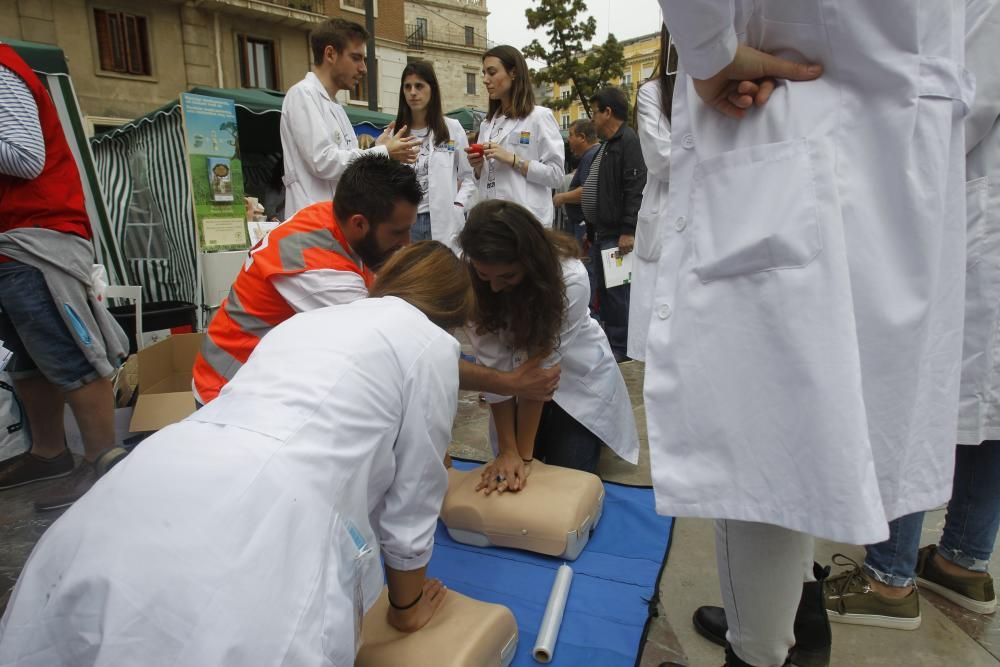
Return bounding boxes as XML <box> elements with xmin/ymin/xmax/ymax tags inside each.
<box><xmin>0</xmin><ymin>44</ymin><xmax>91</xmax><ymax>239</ymax></box>
<box><xmin>192</xmin><ymin>202</ymin><xmax>375</xmax><ymax>403</ymax></box>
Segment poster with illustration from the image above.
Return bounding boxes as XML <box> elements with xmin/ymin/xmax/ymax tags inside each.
<box><xmin>180</xmin><ymin>93</ymin><xmax>249</xmax><ymax>252</ymax></box>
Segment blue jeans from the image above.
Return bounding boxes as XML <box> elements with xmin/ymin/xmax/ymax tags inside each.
<box><xmin>865</xmin><ymin>442</ymin><xmax>1000</xmax><ymax>585</ymax></box>
<box><xmin>0</xmin><ymin>260</ymin><xmax>98</xmax><ymax>391</ymax></box>
<box><xmin>411</xmin><ymin>212</ymin><xmax>432</xmax><ymax>242</ymax></box>
<box><xmin>533</xmin><ymin>400</ymin><xmax>602</xmax><ymax>473</ymax></box>
<box><xmin>588</xmin><ymin>238</ymin><xmax>631</xmax><ymax>358</ymax></box>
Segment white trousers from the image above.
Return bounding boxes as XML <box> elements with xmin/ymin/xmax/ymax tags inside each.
<box><xmin>716</xmin><ymin>519</ymin><xmax>815</xmax><ymax>667</ymax></box>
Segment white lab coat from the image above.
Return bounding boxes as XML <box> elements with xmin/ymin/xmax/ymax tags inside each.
<box><xmin>0</xmin><ymin>298</ymin><xmax>458</xmax><ymax>667</ymax></box>
<box><xmin>280</xmin><ymin>72</ymin><xmax>389</xmax><ymax>217</ymax></box>
<box><xmin>467</xmin><ymin>258</ymin><xmax>640</xmax><ymax>464</ymax></box>
<box><xmin>643</xmin><ymin>0</ymin><xmax>972</xmax><ymax>545</ymax></box>
<box><xmin>476</xmin><ymin>106</ymin><xmax>565</xmax><ymax>227</ymax></box>
<box><xmin>627</xmin><ymin>79</ymin><xmax>672</xmax><ymax>362</ymax></box>
<box><xmin>423</xmin><ymin>117</ymin><xmax>476</xmax><ymax>252</ymax></box>
<box><xmin>957</xmin><ymin>0</ymin><xmax>1000</xmax><ymax>446</ymax></box>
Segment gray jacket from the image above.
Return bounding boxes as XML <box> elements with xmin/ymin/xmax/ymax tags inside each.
<box><xmin>0</xmin><ymin>227</ymin><xmax>128</xmax><ymax>379</ymax></box>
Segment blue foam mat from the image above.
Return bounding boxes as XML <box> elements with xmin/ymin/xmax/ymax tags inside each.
<box><xmin>428</xmin><ymin>462</ymin><xmax>674</xmax><ymax>667</ymax></box>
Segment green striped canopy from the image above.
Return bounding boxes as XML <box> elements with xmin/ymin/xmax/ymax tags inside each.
<box><xmin>88</xmin><ymin>87</ymin><xmax>396</xmax><ymax>304</ymax></box>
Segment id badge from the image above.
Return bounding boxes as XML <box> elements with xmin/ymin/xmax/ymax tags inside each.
<box><xmin>344</xmin><ymin>518</ymin><xmax>373</xmax><ymax>652</ymax></box>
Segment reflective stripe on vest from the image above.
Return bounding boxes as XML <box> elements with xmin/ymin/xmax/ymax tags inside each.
<box><xmin>278</xmin><ymin>228</ymin><xmax>357</xmax><ymax>271</ymax></box>
<box><xmin>192</xmin><ymin>202</ymin><xmax>373</xmax><ymax>403</ymax></box>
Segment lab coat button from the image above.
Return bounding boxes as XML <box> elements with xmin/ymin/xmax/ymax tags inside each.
<box><xmin>681</xmin><ymin>133</ymin><xmax>695</xmax><ymax>149</ymax></box>
<box><xmin>675</xmin><ymin>216</ymin><xmax>687</xmax><ymax>232</ymax></box>
<box><xmin>657</xmin><ymin>304</ymin><xmax>672</xmax><ymax>320</ymax></box>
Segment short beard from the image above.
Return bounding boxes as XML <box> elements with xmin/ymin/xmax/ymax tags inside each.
<box><xmin>353</xmin><ymin>229</ymin><xmax>391</xmax><ymax>271</ymax></box>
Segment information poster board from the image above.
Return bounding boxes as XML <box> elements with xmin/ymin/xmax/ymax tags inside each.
<box><xmin>180</xmin><ymin>93</ymin><xmax>249</xmax><ymax>253</ymax></box>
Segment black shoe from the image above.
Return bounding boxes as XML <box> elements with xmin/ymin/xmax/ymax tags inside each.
<box><xmin>613</xmin><ymin>351</ymin><xmax>633</xmax><ymax>364</ymax></box>
<box><xmin>692</xmin><ymin>564</ymin><xmax>832</xmax><ymax>667</ymax></box>
<box><xmin>0</xmin><ymin>448</ymin><xmax>75</xmax><ymax>490</ymax></box>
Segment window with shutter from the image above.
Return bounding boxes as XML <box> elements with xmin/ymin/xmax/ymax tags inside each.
<box><xmin>94</xmin><ymin>8</ymin><xmax>151</xmax><ymax>76</ymax></box>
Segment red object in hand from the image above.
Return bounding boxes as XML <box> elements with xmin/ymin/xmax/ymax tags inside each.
<box><xmin>468</xmin><ymin>144</ymin><xmax>485</xmax><ymax>155</ymax></box>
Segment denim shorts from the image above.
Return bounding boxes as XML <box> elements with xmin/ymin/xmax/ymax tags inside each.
<box><xmin>0</xmin><ymin>260</ymin><xmax>100</xmax><ymax>391</ymax></box>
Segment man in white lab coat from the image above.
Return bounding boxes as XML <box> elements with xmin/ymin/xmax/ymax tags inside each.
<box><xmin>280</xmin><ymin>18</ymin><xmax>421</xmax><ymax>217</ymax></box>
<box><xmin>647</xmin><ymin>2</ymin><xmax>972</xmax><ymax>666</ymax></box>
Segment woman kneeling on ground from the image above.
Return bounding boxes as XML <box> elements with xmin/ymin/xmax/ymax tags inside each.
<box><xmin>0</xmin><ymin>241</ymin><xmax>470</xmax><ymax>666</ymax></box>
<box><xmin>460</xmin><ymin>199</ymin><xmax>639</xmax><ymax>495</ymax></box>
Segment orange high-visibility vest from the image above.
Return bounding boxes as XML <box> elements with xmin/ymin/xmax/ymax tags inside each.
<box><xmin>192</xmin><ymin>202</ymin><xmax>375</xmax><ymax>403</ymax></box>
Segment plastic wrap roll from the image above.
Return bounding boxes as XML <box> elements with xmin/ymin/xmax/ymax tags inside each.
<box><xmin>532</xmin><ymin>563</ymin><xmax>573</xmax><ymax>663</ymax></box>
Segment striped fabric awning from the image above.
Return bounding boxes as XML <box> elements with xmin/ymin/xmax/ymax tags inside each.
<box><xmin>91</xmin><ymin>107</ymin><xmax>197</xmax><ymax>304</ymax></box>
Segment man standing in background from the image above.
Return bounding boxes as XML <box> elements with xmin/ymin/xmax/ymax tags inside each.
<box><xmin>581</xmin><ymin>88</ymin><xmax>646</xmax><ymax>363</ymax></box>
<box><xmin>554</xmin><ymin>119</ymin><xmax>600</xmax><ymax>251</ymax></box>
<box><xmin>280</xmin><ymin>18</ymin><xmax>421</xmax><ymax>217</ymax></box>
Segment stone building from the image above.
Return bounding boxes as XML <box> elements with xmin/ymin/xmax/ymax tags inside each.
<box><xmin>0</xmin><ymin>0</ymin><xmax>409</xmax><ymax>133</ymax></box>
<box><xmin>402</xmin><ymin>0</ymin><xmax>488</xmax><ymax>115</ymax></box>
<box><xmin>543</xmin><ymin>30</ymin><xmax>660</xmax><ymax>131</ymax></box>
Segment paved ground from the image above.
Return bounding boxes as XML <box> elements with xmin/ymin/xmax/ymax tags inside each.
<box><xmin>2</xmin><ymin>360</ymin><xmax>999</xmax><ymax>666</ymax></box>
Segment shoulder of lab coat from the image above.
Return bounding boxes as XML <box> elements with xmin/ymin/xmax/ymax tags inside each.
<box><xmin>965</xmin><ymin>0</ymin><xmax>1000</xmax><ymax>153</ymax></box>
<box><xmin>272</xmin><ymin>268</ymin><xmax>368</xmax><ymax>313</ymax></box>
<box><xmin>658</xmin><ymin>0</ymin><xmax>738</xmax><ymax>79</ymax></box>
<box><xmin>374</xmin><ymin>308</ymin><xmax>459</xmax><ymax>571</ymax></box>
<box><xmin>444</xmin><ymin>117</ymin><xmax>476</xmax><ymax>207</ymax></box>
<box><xmin>637</xmin><ymin>80</ymin><xmax>672</xmax><ymax>182</ymax></box>
<box><xmin>525</xmin><ymin>106</ymin><xmax>566</xmax><ymax>189</ymax></box>
<box><xmin>545</xmin><ymin>258</ymin><xmax>591</xmax><ymax>368</ymax></box>
<box><xmin>280</xmin><ymin>75</ymin><xmax>386</xmax><ymax>183</ymax></box>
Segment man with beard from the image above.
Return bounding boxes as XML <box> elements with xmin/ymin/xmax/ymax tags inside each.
<box><xmin>280</xmin><ymin>18</ymin><xmax>421</xmax><ymax>217</ymax></box>
<box><xmin>193</xmin><ymin>156</ymin><xmax>559</xmax><ymax>406</ymax></box>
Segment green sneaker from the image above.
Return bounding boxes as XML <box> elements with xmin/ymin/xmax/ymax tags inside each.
<box><xmin>916</xmin><ymin>545</ymin><xmax>996</xmax><ymax>614</ymax></box>
<box><xmin>824</xmin><ymin>554</ymin><xmax>921</xmax><ymax>630</ymax></box>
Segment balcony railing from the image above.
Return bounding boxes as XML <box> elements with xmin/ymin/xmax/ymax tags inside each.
<box><xmin>265</xmin><ymin>0</ymin><xmax>325</xmax><ymax>12</ymax></box>
<box><xmin>406</xmin><ymin>22</ymin><xmax>487</xmax><ymax>51</ymax></box>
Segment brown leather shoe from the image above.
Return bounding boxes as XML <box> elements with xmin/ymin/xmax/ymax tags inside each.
<box><xmin>0</xmin><ymin>448</ymin><xmax>74</xmax><ymax>490</ymax></box>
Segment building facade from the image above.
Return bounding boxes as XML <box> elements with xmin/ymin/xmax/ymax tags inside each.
<box><xmin>544</xmin><ymin>31</ymin><xmax>659</xmax><ymax>131</ymax></box>
<box><xmin>402</xmin><ymin>0</ymin><xmax>488</xmax><ymax>115</ymax></box>
<box><xmin>0</xmin><ymin>0</ymin><xmax>408</xmax><ymax>133</ymax></box>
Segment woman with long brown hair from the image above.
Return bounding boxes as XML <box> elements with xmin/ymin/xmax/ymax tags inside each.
<box><xmin>465</xmin><ymin>45</ymin><xmax>565</xmax><ymax>228</ymax></box>
<box><xmin>459</xmin><ymin>200</ymin><xmax>638</xmax><ymax>493</ymax></box>
<box><xmin>393</xmin><ymin>62</ymin><xmax>475</xmax><ymax>249</ymax></box>
<box><xmin>0</xmin><ymin>242</ymin><xmax>470</xmax><ymax>665</ymax></box>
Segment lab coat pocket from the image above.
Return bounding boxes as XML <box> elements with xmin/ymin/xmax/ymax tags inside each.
<box><xmin>635</xmin><ymin>215</ymin><xmax>664</xmax><ymax>263</ymax></box>
<box><xmin>322</xmin><ymin>513</ymin><xmax>380</xmax><ymax>661</ymax></box>
<box><xmin>691</xmin><ymin>138</ymin><xmax>823</xmax><ymax>283</ymax></box>
<box><xmin>912</xmin><ymin>56</ymin><xmax>975</xmax><ymax>231</ymax></box>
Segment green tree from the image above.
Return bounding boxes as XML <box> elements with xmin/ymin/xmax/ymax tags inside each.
<box><xmin>523</xmin><ymin>0</ymin><xmax>626</xmax><ymax>117</ymax></box>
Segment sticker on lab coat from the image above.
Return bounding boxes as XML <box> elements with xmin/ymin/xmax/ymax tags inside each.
<box><xmin>344</xmin><ymin>518</ymin><xmax>372</xmax><ymax>652</ymax></box>
<box><xmin>519</xmin><ymin>131</ymin><xmax>531</xmax><ymax>145</ymax></box>
<box><xmin>447</xmin><ymin>140</ymin><xmax>456</xmax><ymax>152</ymax></box>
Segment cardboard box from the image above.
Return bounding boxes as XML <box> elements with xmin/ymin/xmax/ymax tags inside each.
<box><xmin>129</xmin><ymin>333</ymin><xmax>205</xmax><ymax>432</ymax></box>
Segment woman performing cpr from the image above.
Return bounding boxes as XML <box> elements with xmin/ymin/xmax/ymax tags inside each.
<box><xmin>460</xmin><ymin>200</ymin><xmax>639</xmax><ymax>494</ymax></box>
<box><xmin>0</xmin><ymin>242</ymin><xmax>469</xmax><ymax>667</ymax></box>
